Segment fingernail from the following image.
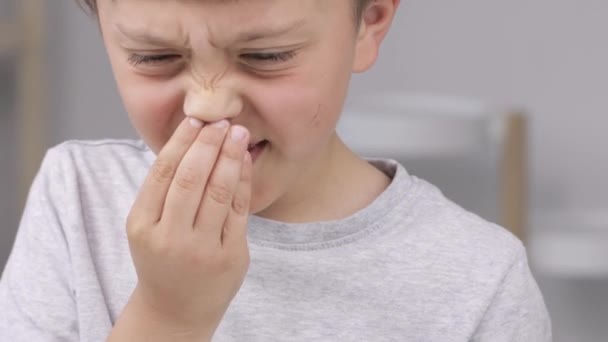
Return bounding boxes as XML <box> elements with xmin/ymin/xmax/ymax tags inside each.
<box><xmin>188</xmin><ymin>117</ymin><xmax>204</xmax><ymax>128</ymax></box>
<box><xmin>211</xmin><ymin>120</ymin><xmax>229</xmax><ymax>128</ymax></box>
<box><xmin>231</xmin><ymin>125</ymin><xmax>248</xmax><ymax>142</ymax></box>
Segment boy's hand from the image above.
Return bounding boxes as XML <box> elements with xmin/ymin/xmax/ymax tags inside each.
<box><xmin>110</xmin><ymin>118</ymin><xmax>252</xmax><ymax>341</ymax></box>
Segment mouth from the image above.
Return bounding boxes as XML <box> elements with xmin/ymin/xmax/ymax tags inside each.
<box><xmin>247</xmin><ymin>139</ymin><xmax>268</xmax><ymax>163</ymax></box>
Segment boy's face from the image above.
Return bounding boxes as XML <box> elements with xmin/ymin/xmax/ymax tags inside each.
<box><xmin>97</xmin><ymin>0</ymin><xmax>379</xmax><ymax>216</ymax></box>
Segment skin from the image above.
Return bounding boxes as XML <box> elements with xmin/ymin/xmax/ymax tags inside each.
<box><xmin>99</xmin><ymin>0</ymin><xmax>400</xmax><ymax>340</ymax></box>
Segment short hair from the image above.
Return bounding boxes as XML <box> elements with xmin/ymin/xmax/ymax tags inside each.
<box><xmin>77</xmin><ymin>0</ymin><xmax>373</xmax><ymax>25</ymax></box>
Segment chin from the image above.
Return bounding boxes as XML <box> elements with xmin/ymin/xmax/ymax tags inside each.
<box><xmin>247</xmin><ymin>189</ymin><xmax>279</xmax><ymax>218</ymax></box>
<box><xmin>248</xmin><ymin>198</ymin><xmax>271</xmax><ymax>217</ymax></box>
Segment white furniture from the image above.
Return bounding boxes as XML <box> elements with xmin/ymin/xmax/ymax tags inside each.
<box><xmin>338</xmin><ymin>93</ymin><xmax>527</xmax><ymax>241</ymax></box>
<box><xmin>530</xmin><ymin>211</ymin><xmax>608</xmax><ymax>277</ymax></box>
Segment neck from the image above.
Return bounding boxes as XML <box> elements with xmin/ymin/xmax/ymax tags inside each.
<box><xmin>256</xmin><ymin>133</ymin><xmax>391</xmax><ymax>223</ymax></box>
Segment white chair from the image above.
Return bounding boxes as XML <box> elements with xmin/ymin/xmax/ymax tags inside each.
<box><xmin>338</xmin><ymin>93</ymin><xmax>527</xmax><ymax>241</ymax></box>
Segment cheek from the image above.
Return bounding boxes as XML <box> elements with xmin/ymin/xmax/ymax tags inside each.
<box><xmin>253</xmin><ymin>80</ymin><xmax>341</xmax><ymax>158</ymax></box>
<box><xmin>251</xmin><ymin>65</ymin><xmax>350</xmax><ymax>158</ymax></box>
<box><xmin>104</xmin><ymin>41</ymin><xmax>186</xmax><ymax>153</ymax></box>
<box><xmin>115</xmin><ymin>71</ymin><xmax>185</xmax><ymax>152</ymax></box>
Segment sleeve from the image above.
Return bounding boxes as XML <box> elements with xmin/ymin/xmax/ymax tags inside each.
<box><xmin>0</xmin><ymin>148</ymin><xmax>79</xmax><ymax>341</ymax></box>
<box><xmin>471</xmin><ymin>246</ymin><xmax>552</xmax><ymax>342</ymax></box>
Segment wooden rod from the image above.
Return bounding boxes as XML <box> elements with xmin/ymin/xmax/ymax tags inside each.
<box><xmin>499</xmin><ymin>112</ymin><xmax>528</xmax><ymax>242</ymax></box>
<box><xmin>17</xmin><ymin>0</ymin><xmax>47</xmax><ymax>207</ymax></box>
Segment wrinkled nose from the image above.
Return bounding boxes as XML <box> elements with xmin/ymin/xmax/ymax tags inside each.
<box><xmin>183</xmin><ymin>84</ymin><xmax>243</xmax><ymax>123</ymax></box>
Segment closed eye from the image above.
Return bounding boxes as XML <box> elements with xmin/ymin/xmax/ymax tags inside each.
<box><xmin>241</xmin><ymin>51</ymin><xmax>297</xmax><ymax>64</ymax></box>
<box><xmin>127</xmin><ymin>54</ymin><xmax>182</xmax><ymax>66</ymax></box>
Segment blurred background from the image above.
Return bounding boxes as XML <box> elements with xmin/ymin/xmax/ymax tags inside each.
<box><xmin>1</xmin><ymin>0</ymin><xmax>607</xmax><ymax>340</ymax></box>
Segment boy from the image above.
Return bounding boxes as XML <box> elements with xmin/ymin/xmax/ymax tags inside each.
<box><xmin>0</xmin><ymin>0</ymin><xmax>551</xmax><ymax>341</ymax></box>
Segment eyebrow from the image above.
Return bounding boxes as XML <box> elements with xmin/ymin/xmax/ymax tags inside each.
<box><xmin>235</xmin><ymin>19</ymin><xmax>307</xmax><ymax>42</ymax></box>
<box><xmin>115</xmin><ymin>18</ymin><xmax>308</xmax><ymax>47</ymax></box>
<box><xmin>115</xmin><ymin>23</ymin><xmax>189</xmax><ymax>46</ymax></box>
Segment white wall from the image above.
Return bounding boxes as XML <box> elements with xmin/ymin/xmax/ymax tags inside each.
<box><xmin>47</xmin><ymin>0</ymin><xmax>135</xmax><ymax>145</ymax></box>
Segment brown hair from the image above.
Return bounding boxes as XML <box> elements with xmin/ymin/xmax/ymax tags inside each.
<box><xmin>77</xmin><ymin>0</ymin><xmax>372</xmax><ymax>24</ymax></box>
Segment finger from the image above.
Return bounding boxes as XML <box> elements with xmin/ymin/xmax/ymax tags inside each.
<box><xmin>221</xmin><ymin>151</ymin><xmax>252</xmax><ymax>248</ymax></box>
<box><xmin>130</xmin><ymin>117</ymin><xmax>203</xmax><ymax>224</ymax></box>
<box><xmin>194</xmin><ymin>125</ymin><xmax>249</xmax><ymax>241</ymax></box>
<box><xmin>162</xmin><ymin>119</ymin><xmax>230</xmax><ymax>229</ymax></box>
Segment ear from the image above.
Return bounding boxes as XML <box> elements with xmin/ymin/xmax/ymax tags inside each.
<box><xmin>352</xmin><ymin>0</ymin><xmax>401</xmax><ymax>73</ymax></box>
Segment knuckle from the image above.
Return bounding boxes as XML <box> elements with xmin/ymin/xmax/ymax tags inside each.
<box><xmin>148</xmin><ymin>236</ymin><xmax>171</xmax><ymax>257</ymax></box>
<box><xmin>126</xmin><ymin>214</ymin><xmax>145</xmax><ymax>241</ymax></box>
<box><xmin>148</xmin><ymin>227</ymin><xmax>178</xmax><ymax>255</ymax></box>
<box><xmin>239</xmin><ymin>165</ymin><xmax>252</xmax><ymax>183</ymax></box>
<box><xmin>206</xmin><ymin>181</ymin><xmax>233</xmax><ymax>205</ymax></box>
<box><xmin>232</xmin><ymin>194</ymin><xmax>249</xmax><ymax>215</ymax></box>
<box><xmin>174</xmin><ymin>126</ymin><xmax>195</xmax><ymax>146</ymax></box>
<box><xmin>218</xmin><ymin>256</ymin><xmax>236</xmax><ymax>270</ymax></box>
<box><xmin>211</xmin><ymin>252</ymin><xmax>237</xmax><ymax>271</ymax></box>
<box><xmin>221</xmin><ymin>142</ymin><xmax>242</xmax><ymax>162</ymax></box>
<box><xmin>189</xmin><ymin>249</ymin><xmax>218</xmax><ymax>269</ymax></box>
<box><xmin>179</xmin><ymin>245</ymin><xmax>222</xmax><ymax>271</ymax></box>
<box><xmin>175</xmin><ymin>166</ymin><xmax>203</xmax><ymax>192</ymax></box>
<box><xmin>150</xmin><ymin>159</ymin><xmax>176</xmax><ymax>184</ymax></box>
<box><xmin>197</xmin><ymin>128</ymin><xmax>224</xmax><ymax>148</ymax></box>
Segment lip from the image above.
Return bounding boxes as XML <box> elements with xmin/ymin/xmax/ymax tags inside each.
<box><xmin>247</xmin><ymin>140</ymin><xmax>267</xmax><ymax>163</ymax></box>
<box><xmin>247</xmin><ymin>139</ymin><xmax>264</xmax><ymax>150</ymax></box>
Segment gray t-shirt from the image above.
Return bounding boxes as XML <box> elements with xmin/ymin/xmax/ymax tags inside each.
<box><xmin>0</xmin><ymin>140</ymin><xmax>551</xmax><ymax>341</ymax></box>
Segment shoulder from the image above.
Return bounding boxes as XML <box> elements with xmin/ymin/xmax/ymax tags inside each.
<box><xmin>36</xmin><ymin>139</ymin><xmax>153</xmax><ymax>206</ymax></box>
<box><xmin>402</xmin><ymin>177</ymin><xmax>550</xmax><ymax>340</ymax></box>
<box><xmin>46</xmin><ymin>139</ymin><xmax>152</xmax><ymax>165</ymax></box>
<box><xmin>26</xmin><ymin>140</ymin><xmax>153</xmax><ymax>241</ymax></box>
<box><xmin>42</xmin><ymin>139</ymin><xmax>153</xmax><ymax>179</ymax></box>
<box><xmin>381</xmin><ymin>161</ymin><xmax>525</xmax><ymax>281</ymax></box>
<box><xmin>412</xmin><ymin>174</ymin><xmax>523</xmax><ymax>262</ymax></box>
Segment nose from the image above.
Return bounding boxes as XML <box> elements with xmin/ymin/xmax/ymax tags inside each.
<box><xmin>183</xmin><ymin>82</ymin><xmax>243</xmax><ymax>123</ymax></box>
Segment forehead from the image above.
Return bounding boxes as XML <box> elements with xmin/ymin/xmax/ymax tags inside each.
<box><xmin>102</xmin><ymin>0</ymin><xmax>328</xmax><ymax>16</ymax></box>
<box><xmin>100</xmin><ymin>0</ymin><xmax>331</xmax><ymax>29</ymax></box>
<box><xmin>100</xmin><ymin>0</ymin><xmax>340</xmax><ymax>45</ymax></box>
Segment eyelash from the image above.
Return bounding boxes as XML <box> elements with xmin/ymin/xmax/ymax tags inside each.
<box><xmin>241</xmin><ymin>51</ymin><xmax>297</xmax><ymax>63</ymax></box>
<box><xmin>127</xmin><ymin>54</ymin><xmax>180</xmax><ymax>66</ymax></box>
<box><xmin>126</xmin><ymin>51</ymin><xmax>297</xmax><ymax>67</ymax></box>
